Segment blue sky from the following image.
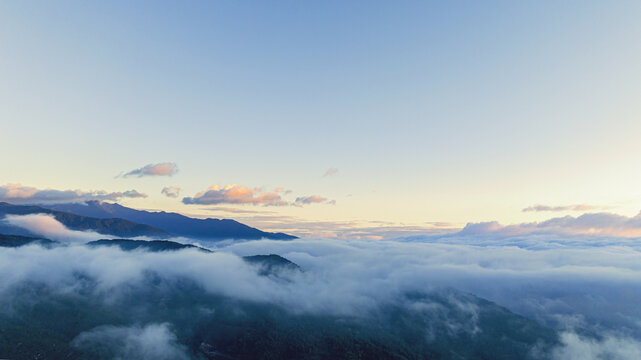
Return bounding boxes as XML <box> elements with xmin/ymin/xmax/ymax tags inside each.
<box><xmin>2</xmin><ymin>1</ymin><xmax>641</xmax><ymax>237</ymax></box>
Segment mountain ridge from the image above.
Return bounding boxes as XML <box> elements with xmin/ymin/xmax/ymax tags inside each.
<box><xmin>0</xmin><ymin>202</ymin><xmax>169</xmax><ymax>238</ymax></box>
<box><xmin>42</xmin><ymin>200</ymin><xmax>297</xmax><ymax>240</ymax></box>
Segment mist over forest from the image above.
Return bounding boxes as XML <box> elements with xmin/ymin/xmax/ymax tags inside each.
<box><xmin>2</xmin><ymin>213</ymin><xmax>641</xmax><ymax>359</ymax></box>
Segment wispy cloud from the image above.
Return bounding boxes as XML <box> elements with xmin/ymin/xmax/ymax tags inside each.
<box><xmin>0</xmin><ymin>184</ymin><xmax>147</xmax><ymax>204</ymax></box>
<box><xmin>161</xmin><ymin>186</ymin><xmax>181</xmax><ymax>198</ymax></box>
<box><xmin>121</xmin><ymin>190</ymin><xmax>147</xmax><ymax>199</ymax></box>
<box><xmin>323</xmin><ymin>168</ymin><xmax>338</xmax><ymax>177</ymax></box>
<box><xmin>294</xmin><ymin>195</ymin><xmax>335</xmax><ymax>206</ymax></box>
<box><xmin>120</xmin><ymin>162</ymin><xmax>178</xmax><ymax>178</ymax></box>
<box><xmin>202</xmin><ymin>207</ymin><xmax>277</xmax><ymax>215</ymax></box>
<box><xmin>274</xmin><ymin>187</ymin><xmax>292</xmax><ymax>195</ymax></box>
<box><xmin>222</xmin><ymin>214</ymin><xmax>458</xmax><ymax>239</ymax></box>
<box><xmin>522</xmin><ymin>204</ymin><xmax>608</xmax><ymax>212</ymax></box>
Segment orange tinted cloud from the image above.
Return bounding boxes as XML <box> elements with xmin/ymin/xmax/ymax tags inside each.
<box><xmin>183</xmin><ymin>184</ymin><xmax>334</xmax><ymax>207</ymax></box>
<box><xmin>183</xmin><ymin>184</ymin><xmax>288</xmax><ymax>206</ymax></box>
<box><xmin>121</xmin><ymin>162</ymin><xmax>178</xmax><ymax>178</ymax></box>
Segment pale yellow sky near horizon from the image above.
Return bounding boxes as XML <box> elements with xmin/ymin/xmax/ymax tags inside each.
<box><xmin>2</xmin><ymin>1</ymin><xmax>641</xmax><ymax>238</ymax></box>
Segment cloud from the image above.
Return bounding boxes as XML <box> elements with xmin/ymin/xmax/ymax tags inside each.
<box><xmin>203</xmin><ymin>207</ymin><xmax>277</xmax><ymax>215</ymax></box>
<box><xmin>0</xmin><ymin>184</ymin><xmax>147</xmax><ymax>204</ymax></box>
<box><xmin>5</xmin><ymin>209</ymin><xmax>641</xmax><ymax>355</ymax></box>
<box><xmin>3</xmin><ymin>217</ymin><xmax>641</xmax><ymax>354</ymax></box>
<box><xmin>274</xmin><ymin>187</ymin><xmax>292</xmax><ymax>195</ymax></box>
<box><xmin>323</xmin><ymin>168</ymin><xmax>338</xmax><ymax>177</ymax></box>
<box><xmin>454</xmin><ymin>211</ymin><xmax>641</xmax><ymax>238</ymax></box>
<box><xmin>294</xmin><ymin>195</ymin><xmax>335</xmax><ymax>206</ymax></box>
<box><xmin>161</xmin><ymin>186</ymin><xmax>181</xmax><ymax>198</ymax></box>
<box><xmin>1</xmin><ymin>229</ymin><xmax>640</xmax><ymax>321</ymax></box>
<box><xmin>523</xmin><ymin>204</ymin><xmax>606</xmax><ymax>212</ymax></box>
<box><xmin>218</xmin><ymin>234</ymin><xmax>641</xmax><ymax>335</ymax></box>
<box><xmin>182</xmin><ymin>184</ymin><xmax>288</xmax><ymax>206</ymax></box>
<box><xmin>72</xmin><ymin>323</ymin><xmax>190</xmax><ymax>360</ymax></box>
<box><xmin>183</xmin><ymin>185</ymin><xmax>333</xmax><ymax>208</ymax></box>
<box><xmin>552</xmin><ymin>332</ymin><xmax>641</xmax><ymax>360</ymax></box>
<box><xmin>122</xmin><ymin>190</ymin><xmax>148</xmax><ymax>198</ymax></box>
<box><xmin>121</xmin><ymin>163</ymin><xmax>178</xmax><ymax>178</ymax></box>
<box><xmin>2</xmin><ymin>213</ymin><xmax>108</xmax><ymax>243</ymax></box>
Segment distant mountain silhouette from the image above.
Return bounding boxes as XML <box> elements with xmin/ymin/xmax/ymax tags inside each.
<box><xmin>0</xmin><ymin>202</ymin><xmax>169</xmax><ymax>238</ymax></box>
<box><xmin>43</xmin><ymin>201</ymin><xmax>297</xmax><ymax>240</ymax></box>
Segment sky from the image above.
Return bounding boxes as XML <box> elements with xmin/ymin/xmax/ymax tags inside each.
<box><xmin>1</xmin><ymin>1</ymin><xmax>641</xmax><ymax>238</ymax></box>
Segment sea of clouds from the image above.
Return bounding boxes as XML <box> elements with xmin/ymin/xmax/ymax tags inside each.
<box><xmin>3</xmin><ymin>213</ymin><xmax>641</xmax><ymax>359</ymax></box>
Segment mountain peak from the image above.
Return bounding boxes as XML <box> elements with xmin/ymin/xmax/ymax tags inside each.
<box><xmin>0</xmin><ymin>202</ymin><xmax>169</xmax><ymax>238</ymax></box>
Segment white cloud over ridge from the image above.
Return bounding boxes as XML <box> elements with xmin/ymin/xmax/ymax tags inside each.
<box><xmin>72</xmin><ymin>323</ymin><xmax>190</xmax><ymax>360</ymax></box>
<box><xmin>183</xmin><ymin>184</ymin><xmax>288</xmax><ymax>206</ymax></box>
<box><xmin>0</xmin><ymin>184</ymin><xmax>147</xmax><ymax>205</ymax></box>
<box><xmin>3</xmin><ymin>214</ymin><xmax>114</xmax><ymax>243</ymax></box>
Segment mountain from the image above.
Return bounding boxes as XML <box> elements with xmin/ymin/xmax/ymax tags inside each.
<box><xmin>87</xmin><ymin>239</ymin><xmax>211</xmax><ymax>252</ymax></box>
<box><xmin>43</xmin><ymin>200</ymin><xmax>297</xmax><ymax>240</ymax></box>
<box><xmin>0</xmin><ymin>279</ymin><xmax>558</xmax><ymax>359</ymax></box>
<box><xmin>87</xmin><ymin>239</ymin><xmax>301</xmax><ymax>275</ymax></box>
<box><xmin>0</xmin><ymin>202</ymin><xmax>169</xmax><ymax>238</ymax></box>
<box><xmin>0</xmin><ymin>233</ymin><xmax>57</xmax><ymax>248</ymax></box>
<box><xmin>243</xmin><ymin>254</ymin><xmax>302</xmax><ymax>274</ymax></box>
<box><xmin>0</xmin><ymin>236</ymin><xmax>558</xmax><ymax>359</ymax></box>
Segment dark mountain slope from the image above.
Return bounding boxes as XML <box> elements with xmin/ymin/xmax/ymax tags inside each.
<box><xmin>243</xmin><ymin>254</ymin><xmax>302</xmax><ymax>274</ymax></box>
<box><xmin>0</xmin><ymin>202</ymin><xmax>169</xmax><ymax>238</ymax></box>
<box><xmin>0</xmin><ymin>279</ymin><xmax>558</xmax><ymax>360</ymax></box>
<box><xmin>44</xmin><ymin>201</ymin><xmax>297</xmax><ymax>240</ymax></box>
<box><xmin>0</xmin><ymin>233</ymin><xmax>57</xmax><ymax>248</ymax></box>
